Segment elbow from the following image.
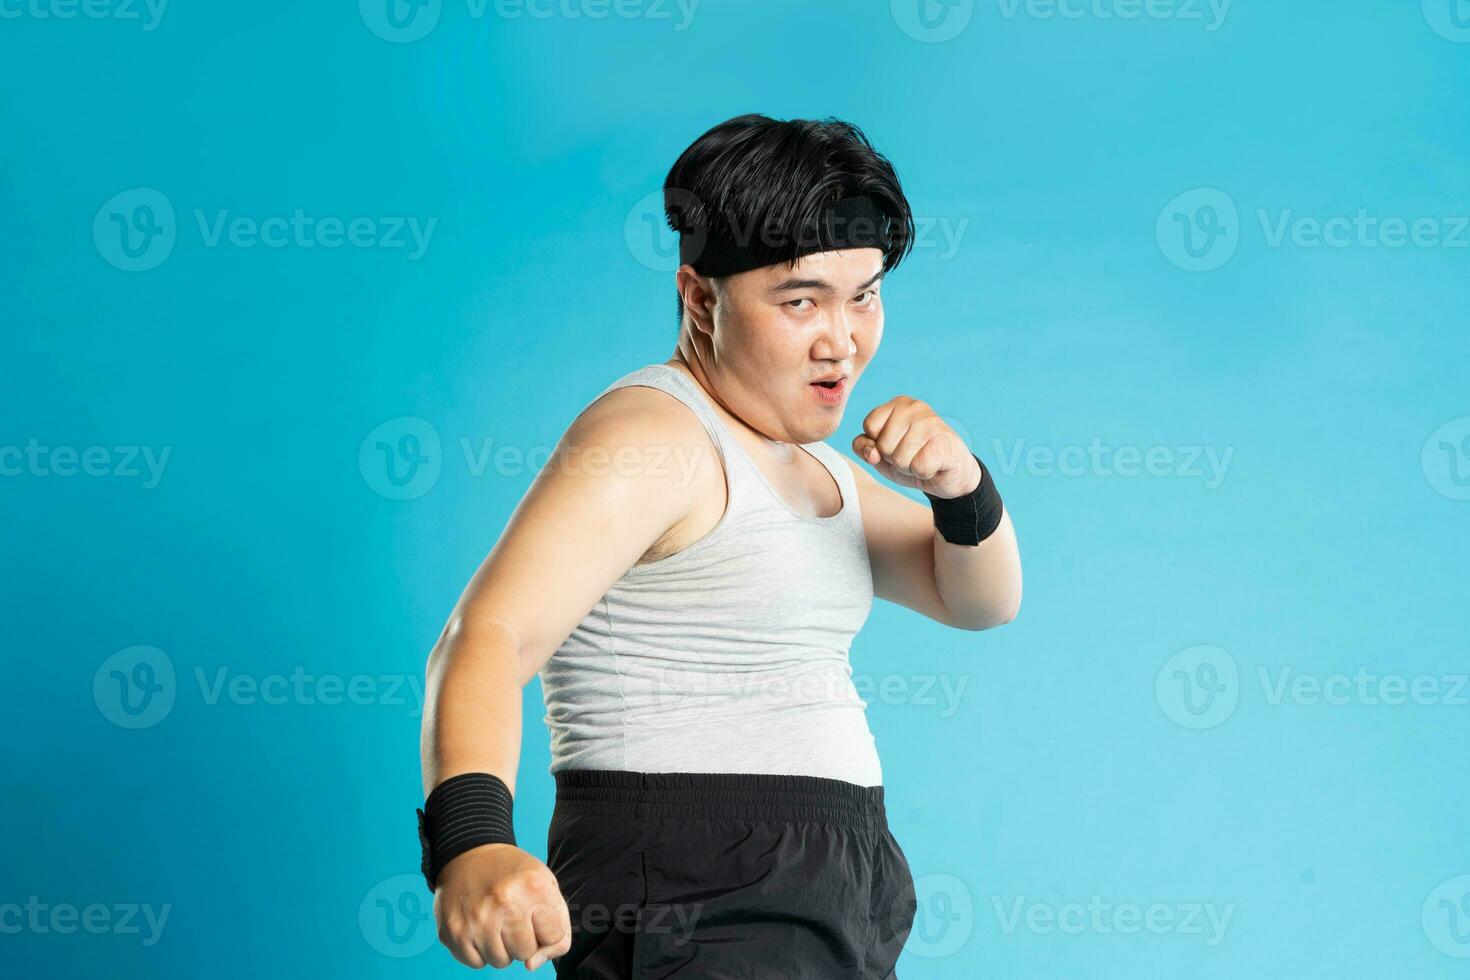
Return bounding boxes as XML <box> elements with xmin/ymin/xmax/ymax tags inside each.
<box><xmin>427</xmin><ymin>615</ymin><xmax>535</xmax><ymax>683</ymax></box>
<box><xmin>999</xmin><ymin>590</ymin><xmax>1022</xmax><ymax>627</ymax></box>
<box><xmin>425</xmin><ymin>637</ymin><xmax>449</xmax><ymax>676</ymax></box>
<box><xmin>425</xmin><ymin>620</ymin><xmax>455</xmax><ymax>672</ymax></box>
<box><xmin>952</xmin><ymin>593</ymin><xmax>1022</xmax><ymax>632</ymax></box>
<box><xmin>959</xmin><ymin>611</ymin><xmax>1016</xmax><ymax>633</ymax></box>
<box><xmin>425</xmin><ymin>615</ymin><xmax>471</xmax><ymax>677</ymax></box>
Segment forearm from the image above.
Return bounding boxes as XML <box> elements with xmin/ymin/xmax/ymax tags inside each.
<box><xmin>934</xmin><ymin>507</ymin><xmax>1022</xmax><ymax>630</ymax></box>
<box><xmin>421</xmin><ymin>617</ymin><xmax>525</xmax><ymax>797</ymax></box>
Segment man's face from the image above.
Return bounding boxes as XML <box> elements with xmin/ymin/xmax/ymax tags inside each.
<box><xmin>700</xmin><ymin>246</ymin><xmax>885</xmax><ymax>445</ymax></box>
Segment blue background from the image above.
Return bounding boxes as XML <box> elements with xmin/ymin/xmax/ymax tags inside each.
<box><xmin>3</xmin><ymin>0</ymin><xmax>1469</xmax><ymax>976</ymax></box>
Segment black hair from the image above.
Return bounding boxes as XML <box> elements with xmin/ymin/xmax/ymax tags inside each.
<box><xmin>662</xmin><ymin>114</ymin><xmax>916</xmax><ymax>332</ymax></box>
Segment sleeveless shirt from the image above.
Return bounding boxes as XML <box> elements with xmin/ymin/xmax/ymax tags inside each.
<box><xmin>537</xmin><ymin>362</ymin><xmax>883</xmax><ymax>787</ymax></box>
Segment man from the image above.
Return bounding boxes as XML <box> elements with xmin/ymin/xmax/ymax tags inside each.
<box><xmin>417</xmin><ymin>113</ymin><xmax>1023</xmax><ymax>977</ymax></box>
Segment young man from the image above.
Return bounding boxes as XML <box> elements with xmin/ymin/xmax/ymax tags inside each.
<box><xmin>417</xmin><ymin>114</ymin><xmax>1023</xmax><ymax>977</ymax></box>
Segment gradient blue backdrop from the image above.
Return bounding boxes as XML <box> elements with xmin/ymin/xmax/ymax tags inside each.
<box><xmin>3</xmin><ymin>0</ymin><xmax>1469</xmax><ymax>976</ymax></box>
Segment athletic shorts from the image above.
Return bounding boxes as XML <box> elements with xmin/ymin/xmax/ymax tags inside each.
<box><xmin>545</xmin><ymin>769</ymin><xmax>917</xmax><ymax>978</ymax></box>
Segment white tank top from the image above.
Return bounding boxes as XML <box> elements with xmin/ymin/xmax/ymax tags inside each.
<box><xmin>537</xmin><ymin>362</ymin><xmax>883</xmax><ymax>787</ymax></box>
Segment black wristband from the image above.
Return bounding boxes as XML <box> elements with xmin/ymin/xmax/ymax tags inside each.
<box><xmin>417</xmin><ymin>772</ymin><xmax>517</xmax><ymax>891</ymax></box>
<box><xmin>923</xmin><ymin>453</ymin><xmax>1004</xmax><ymax>546</ymax></box>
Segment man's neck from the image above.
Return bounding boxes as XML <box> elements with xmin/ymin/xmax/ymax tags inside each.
<box><xmin>663</xmin><ymin>352</ymin><xmax>799</xmax><ymax>459</ymax></box>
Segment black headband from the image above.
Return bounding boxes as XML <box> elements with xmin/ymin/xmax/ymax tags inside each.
<box><xmin>678</xmin><ymin>194</ymin><xmax>895</xmax><ymax>278</ymax></box>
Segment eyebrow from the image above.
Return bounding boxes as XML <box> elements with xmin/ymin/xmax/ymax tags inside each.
<box><xmin>767</xmin><ymin>269</ymin><xmax>885</xmax><ymax>296</ymax></box>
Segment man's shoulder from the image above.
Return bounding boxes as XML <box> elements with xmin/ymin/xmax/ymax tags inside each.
<box><xmin>559</xmin><ymin>377</ymin><xmax>719</xmax><ymax>499</ymax></box>
<box><xmin>569</xmin><ymin>375</ymin><xmax>708</xmax><ymax>445</ymax></box>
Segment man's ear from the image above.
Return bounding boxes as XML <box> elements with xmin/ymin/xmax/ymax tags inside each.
<box><xmin>677</xmin><ymin>266</ymin><xmax>718</xmax><ymax>332</ymax></box>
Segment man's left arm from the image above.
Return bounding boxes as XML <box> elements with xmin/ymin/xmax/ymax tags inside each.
<box><xmin>843</xmin><ymin>395</ymin><xmax>1022</xmax><ymax>632</ymax></box>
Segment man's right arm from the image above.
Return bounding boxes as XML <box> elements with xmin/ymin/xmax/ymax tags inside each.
<box><xmin>419</xmin><ymin>386</ymin><xmax>710</xmax><ymax>971</ymax></box>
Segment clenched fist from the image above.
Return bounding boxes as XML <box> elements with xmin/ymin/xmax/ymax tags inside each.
<box><xmin>434</xmin><ymin>843</ymin><xmax>573</xmax><ymax>971</ymax></box>
<box><xmin>852</xmin><ymin>395</ymin><xmax>982</xmax><ymax>499</ymax></box>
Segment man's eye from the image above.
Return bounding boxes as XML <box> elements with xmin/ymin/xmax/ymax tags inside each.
<box><xmin>787</xmin><ymin>298</ymin><xmax>814</xmax><ymax>311</ymax></box>
<box><xmin>854</xmin><ymin>291</ymin><xmax>876</xmax><ymax>305</ymax></box>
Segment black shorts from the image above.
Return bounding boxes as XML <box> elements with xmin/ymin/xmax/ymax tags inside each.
<box><xmin>545</xmin><ymin>769</ymin><xmax>917</xmax><ymax>978</ymax></box>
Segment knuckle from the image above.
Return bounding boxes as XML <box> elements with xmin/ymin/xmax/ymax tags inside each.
<box><xmin>437</xmin><ymin>915</ymin><xmax>462</xmax><ymax>944</ymax></box>
<box><xmin>439</xmin><ymin>927</ymin><xmax>468</xmax><ymax>954</ymax></box>
<box><xmin>447</xmin><ymin>946</ymin><xmax>481</xmax><ymax>969</ymax></box>
<box><xmin>526</xmin><ymin>876</ymin><xmax>561</xmax><ymax>903</ymax></box>
<box><xmin>473</xmin><ymin>898</ymin><xmax>508</xmax><ymax>928</ymax></box>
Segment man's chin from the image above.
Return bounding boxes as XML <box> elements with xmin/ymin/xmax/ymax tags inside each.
<box><xmin>804</xmin><ymin>413</ymin><xmax>845</xmax><ymax>444</ymax></box>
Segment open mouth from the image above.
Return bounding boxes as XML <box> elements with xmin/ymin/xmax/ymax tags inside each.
<box><xmin>809</xmin><ymin>377</ymin><xmax>847</xmax><ymax>403</ymax></box>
